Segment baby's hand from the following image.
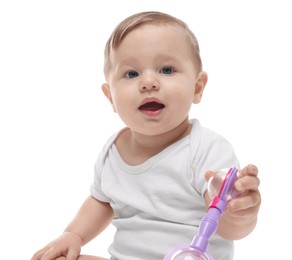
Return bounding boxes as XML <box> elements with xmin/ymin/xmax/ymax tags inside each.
<box><xmin>31</xmin><ymin>231</ymin><xmax>82</xmax><ymax>260</ymax></box>
<box><xmin>227</xmin><ymin>164</ymin><xmax>261</xmax><ymax>222</ymax></box>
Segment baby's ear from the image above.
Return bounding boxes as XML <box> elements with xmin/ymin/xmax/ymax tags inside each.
<box><xmin>102</xmin><ymin>83</ymin><xmax>116</xmax><ymax>112</ymax></box>
<box><xmin>193</xmin><ymin>71</ymin><xmax>208</xmax><ymax>104</ymax></box>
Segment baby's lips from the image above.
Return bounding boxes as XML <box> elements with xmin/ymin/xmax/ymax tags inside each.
<box><xmin>139</xmin><ymin>101</ymin><xmax>165</xmax><ymax>111</ymax></box>
<box><xmin>138</xmin><ymin>97</ymin><xmax>165</xmax><ymax>111</ymax></box>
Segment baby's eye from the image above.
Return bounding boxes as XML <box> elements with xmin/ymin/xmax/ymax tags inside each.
<box><xmin>125</xmin><ymin>70</ymin><xmax>139</xmax><ymax>78</ymax></box>
<box><xmin>160</xmin><ymin>66</ymin><xmax>174</xmax><ymax>75</ymax></box>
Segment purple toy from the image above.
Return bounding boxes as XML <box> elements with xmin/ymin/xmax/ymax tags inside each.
<box><xmin>163</xmin><ymin>167</ymin><xmax>239</xmax><ymax>260</ymax></box>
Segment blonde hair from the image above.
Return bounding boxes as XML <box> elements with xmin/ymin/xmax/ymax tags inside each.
<box><xmin>103</xmin><ymin>11</ymin><xmax>202</xmax><ymax>77</ymax></box>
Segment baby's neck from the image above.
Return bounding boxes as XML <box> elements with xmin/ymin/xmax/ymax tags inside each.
<box><xmin>115</xmin><ymin>119</ymin><xmax>191</xmax><ymax>165</ymax></box>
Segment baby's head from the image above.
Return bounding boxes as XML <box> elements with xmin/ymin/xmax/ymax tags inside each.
<box><xmin>101</xmin><ymin>11</ymin><xmax>208</xmax><ymax>136</ymax></box>
<box><xmin>103</xmin><ymin>11</ymin><xmax>203</xmax><ymax>79</ymax></box>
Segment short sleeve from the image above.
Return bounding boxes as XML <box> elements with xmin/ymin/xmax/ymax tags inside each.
<box><xmin>90</xmin><ymin>132</ymin><xmax>118</xmax><ymax>203</ymax></box>
<box><xmin>90</xmin><ymin>154</ymin><xmax>111</xmax><ymax>203</ymax></box>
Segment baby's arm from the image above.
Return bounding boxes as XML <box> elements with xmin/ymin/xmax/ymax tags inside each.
<box><xmin>31</xmin><ymin>195</ymin><xmax>114</xmax><ymax>260</ymax></box>
<box><xmin>204</xmin><ymin>164</ymin><xmax>261</xmax><ymax>240</ymax></box>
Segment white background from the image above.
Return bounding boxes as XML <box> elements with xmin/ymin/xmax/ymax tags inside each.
<box><xmin>1</xmin><ymin>0</ymin><xmax>291</xmax><ymax>259</ymax></box>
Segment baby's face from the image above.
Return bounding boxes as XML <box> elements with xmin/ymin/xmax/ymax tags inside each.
<box><xmin>103</xmin><ymin>24</ymin><xmax>204</xmax><ymax>136</ymax></box>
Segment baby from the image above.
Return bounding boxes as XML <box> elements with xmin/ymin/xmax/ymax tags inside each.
<box><xmin>32</xmin><ymin>11</ymin><xmax>261</xmax><ymax>260</ymax></box>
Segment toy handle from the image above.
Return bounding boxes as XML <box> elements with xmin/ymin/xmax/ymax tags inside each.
<box><xmin>191</xmin><ymin>167</ymin><xmax>237</xmax><ymax>253</ymax></box>
<box><xmin>191</xmin><ymin>203</ymin><xmax>225</xmax><ymax>253</ymax></box>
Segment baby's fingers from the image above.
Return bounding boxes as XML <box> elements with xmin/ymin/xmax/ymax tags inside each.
<box><xmin>236</xmin><ymin>165</ymin><xmax>260</xmax><ymax>192</ymax></box>
<box><xmin>66</xmin><ymin>247</ymin><xmax>81</xmax><ymax>260</ymax></box>
<box><xmin>238</xmin><ymin>164</ymin><xmax>258</xmax><ymax>178</ymax></box>
<box><xmin>31</xmin><ymin>246</ymin><xmax>50</xmax><ymax>260</ymax></box>
<box><xmin>235</xmin><ymin>175</ymin><xmax>260</xmax><ymax>192</ymax></box>
<box><xmin>39</xmin><ymin>246</ymin><xmax>63</xmax><ymax>260</ymax></box>
<box><xmin>229</xmin><ymin>190</ymin><xmax>261</xmax><ymax>211</ymax></box>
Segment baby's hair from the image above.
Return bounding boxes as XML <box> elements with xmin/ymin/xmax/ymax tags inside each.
<box><xmin>103</xmin><ymin>11</ymin><xmax>202</xmax><ymax>77</ymax></box>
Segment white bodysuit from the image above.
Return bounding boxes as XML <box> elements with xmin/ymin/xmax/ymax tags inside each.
<box><xmin>90</xmin><ymin>119</ymin><xmax>240</xmax><ymax>260</ymax></box>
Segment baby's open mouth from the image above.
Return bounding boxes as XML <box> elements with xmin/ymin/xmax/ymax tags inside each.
<box><xmin>138</xmin><ymin>102</ymin><xmax>165</xmax><ymax>111</ymax></box>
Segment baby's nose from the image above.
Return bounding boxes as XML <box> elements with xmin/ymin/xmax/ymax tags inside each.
<box><xmin>139</xmin><ymin>73</ymin><xmax>160</xmax><ymax>91</ymax></box>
